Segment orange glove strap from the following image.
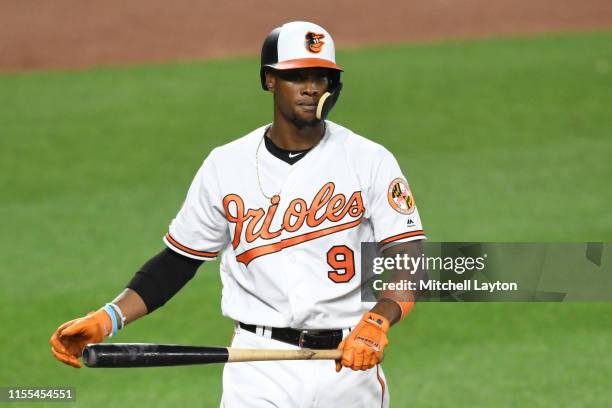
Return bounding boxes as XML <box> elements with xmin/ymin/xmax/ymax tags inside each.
<box><xmin>91</xmin><ymin>308</ymin><xmax>113</xmax><ymax>337</ymax></box>
<box><xmin>361</xmin><ymin>311</ymin><xmax>390</xmax><ymax>333</ymax></box>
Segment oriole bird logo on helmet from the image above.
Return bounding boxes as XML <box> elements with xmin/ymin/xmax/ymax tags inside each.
<box><xmin>305</xmin><ymin>32</ymin><xmax>325</xmax><ymax>53</ymax></box>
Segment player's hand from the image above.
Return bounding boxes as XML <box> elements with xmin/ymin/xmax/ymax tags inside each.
<box><xmin>336</xmin><ymin>312</ymin><xmax>390</xmax><ymax>372</ymax></box>
<box><xmin>49</xmin><ymin>309</ymin><xmax>112</xmax><ymax>368</ymax></box>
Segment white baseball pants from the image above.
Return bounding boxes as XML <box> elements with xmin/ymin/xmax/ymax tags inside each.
<box><xmin>220</xmin><ymin>325</ymin><xmax>389</xmax><ymax>408</ymax></box>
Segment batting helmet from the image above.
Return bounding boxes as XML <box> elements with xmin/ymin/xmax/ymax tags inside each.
<box><xmin>260</xmin><ymin>21</ymin><xmax>343</xmax><ymax>120</ymax></box>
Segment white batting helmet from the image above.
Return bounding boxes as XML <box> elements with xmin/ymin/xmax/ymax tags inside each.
<box><xmin>260</xmin><ymin>21</ymin><xmax>342</xmax><ymax>89</ymax></box>
<box><xmin>259</xmin><ymin>21</ymin><xmax>343</xmax><ymax>119</ymax></box>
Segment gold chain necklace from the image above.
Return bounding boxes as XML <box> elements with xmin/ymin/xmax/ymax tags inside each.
<box><xmin>255</xmin><ymin>123</ymin><xmax>326</xmax><ymax>200</ymax></box>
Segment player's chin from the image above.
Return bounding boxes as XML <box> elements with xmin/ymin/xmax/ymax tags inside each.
<box><xmin>293</xmin><ymin>110</ymin><xmax>321</xmax><ymax>127</ymax></box>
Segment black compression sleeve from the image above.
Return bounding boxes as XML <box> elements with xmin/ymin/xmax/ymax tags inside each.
<box><xmin>127</xmin><ymin>248</ymin><xmax>204</xmax><ymax>313</ymax></box>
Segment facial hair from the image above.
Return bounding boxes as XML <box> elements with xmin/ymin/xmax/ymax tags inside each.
<box><xmin>278</xmin><ymin>102</ymin><xmax>321</xmax><ymax>129</ymax></box>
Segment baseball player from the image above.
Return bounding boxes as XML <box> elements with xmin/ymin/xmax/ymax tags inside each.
<box><xmin>50</xmin><ymin>21</ymin><xmax>426</xmax><ymax>407</ymax></box>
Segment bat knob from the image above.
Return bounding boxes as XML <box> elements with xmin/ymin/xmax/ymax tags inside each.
<box><xmin>82</xmin><ymin>344</ymin><xmax>98</xmax><ymax>367</ymax></box>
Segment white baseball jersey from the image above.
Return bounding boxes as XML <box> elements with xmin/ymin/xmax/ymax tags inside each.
<box><xmin>164</xmin><ymin>120</ymin><xmax>425</xmax><ymax>329</ymax></box>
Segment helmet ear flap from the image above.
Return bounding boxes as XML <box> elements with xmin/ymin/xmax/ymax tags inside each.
<box><xmin>316</xmin><ymin>80</ymin><xmax>342</xmax><ymax>120</ymax></box>
<box><xmin>328</xmin><ymin>70</ymin><xmax>341</xmax><ymax>92</ymax></box>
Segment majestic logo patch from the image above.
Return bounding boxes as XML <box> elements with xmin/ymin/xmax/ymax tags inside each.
<box><xmin>387</xmin><ymin>178</ymin><xmax>415</xmax><ymax>215</ymax></box>
<box><xmin>305</xmin><ymin>32</ymin><xmax>325</xmax><ymax>53</ymax></box>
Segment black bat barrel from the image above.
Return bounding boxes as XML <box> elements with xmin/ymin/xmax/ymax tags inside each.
<box><xmin>83</xmin><ymin>343</ymin><xmax>229</xmax><ymax>368</ymax></box>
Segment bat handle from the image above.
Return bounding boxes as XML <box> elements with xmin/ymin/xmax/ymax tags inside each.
<box><xmin>227</xmin><ymin>348</ymin><xmax>343</xmax><ymax>363</ymax></box>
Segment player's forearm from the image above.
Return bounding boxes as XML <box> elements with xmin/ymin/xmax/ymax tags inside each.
<box><xmin>104</xmin><ymin>248</ymin><xmax>203</xmax><ymax>328</ymax></box>
<box><xmin>126</xmin><ymin>248</ymin><xmax>203</xmax><ymax>313</ymax></box>
<box><xmin>110</xmin><ymin>288</ymin><xmax>148</xmax><ymax>324</ymax></box>
<box><xmin>374</xmin><ymin>240</ymin><xmax>425</xmax><ymax>325</ymax></box>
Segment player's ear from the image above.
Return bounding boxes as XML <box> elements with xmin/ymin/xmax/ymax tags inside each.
<box><xmin>264</xmin><ymin>69</ymin><xmax>276</xmax><ymax>92</ymax></box>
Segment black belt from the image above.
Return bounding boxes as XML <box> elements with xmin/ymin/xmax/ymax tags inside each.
<box><xmin>239</xmin><ymin>322</ymin><xmax>344</xmax><ymax>349</ymax></box>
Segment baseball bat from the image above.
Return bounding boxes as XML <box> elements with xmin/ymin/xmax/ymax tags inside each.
<box><xmin>82</xmin><ymin>343</ymin><xmax>343</xmax><ymax>368</ymax></box>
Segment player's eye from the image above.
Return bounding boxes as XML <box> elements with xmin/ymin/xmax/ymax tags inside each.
<box><xmin>304</xmin><ymin>73</ymin><xmax>329</xmax><ymax>84</ymax></box>
<box><xmin>278</xmin><ymin>71</ymin><xmax>302</xmax><ymax>82</ymax></box>
<box><xmin>278</xmin><ymin>70</ymin><xmax>329</xmax><ymax>86</ymax></box>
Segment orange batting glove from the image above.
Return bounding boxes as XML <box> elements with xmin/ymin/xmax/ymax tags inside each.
<box><xmin>49</xmin><ymin>309</ymin><xmax>112</xmax><ymax>368</ymax></box>
<box><xmin>336</xmin><ymin>312</ymin><xmax>390</xmax><ymax>372</ymax></box>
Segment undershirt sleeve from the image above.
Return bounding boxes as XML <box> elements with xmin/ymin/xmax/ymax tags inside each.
<box><xmin>127</xmin><ymin>248</ymin><xmax>204</xmax><ymax>313</ymax></box>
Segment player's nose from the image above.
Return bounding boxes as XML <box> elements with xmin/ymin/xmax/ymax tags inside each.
<box><xmin>301</xmin><ymin>76</ymin><xmax>324</xmax><ymax>95</ymax></box>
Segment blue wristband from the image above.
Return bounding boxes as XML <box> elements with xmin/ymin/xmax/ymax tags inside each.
<box><xmin>103</xmin><ymin>304</ymin><xmax>118</xmax><ymax>337</ymax></box>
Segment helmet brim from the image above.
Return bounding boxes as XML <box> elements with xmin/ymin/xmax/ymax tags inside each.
<box><xmin>267</xmin><ymin>58</ymin><xmax>343</xmax><ymax>72</ymax></box>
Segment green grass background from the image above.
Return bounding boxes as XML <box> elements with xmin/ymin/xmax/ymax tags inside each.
<box><xmin>1</xmin><ymin>31</ymin><xmax>611</xmax><ymax>407</ymax></box>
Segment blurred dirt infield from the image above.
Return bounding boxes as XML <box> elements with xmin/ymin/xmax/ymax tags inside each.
<box><xmin>1</xmin><ymin>0</ymin><xmax>611</xmax><ymax>72</ymax></box>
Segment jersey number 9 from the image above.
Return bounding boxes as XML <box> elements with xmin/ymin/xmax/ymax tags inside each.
<box><xmin>327</xmin><ymin>245</ymin><xmax>355</xmax><ymax>283</ymax></box>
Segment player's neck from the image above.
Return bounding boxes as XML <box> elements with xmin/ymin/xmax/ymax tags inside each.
<box><xmin>268</xmin><ymin>120</ymin><xmax>325</xmax><ymax>151</ymax></box>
